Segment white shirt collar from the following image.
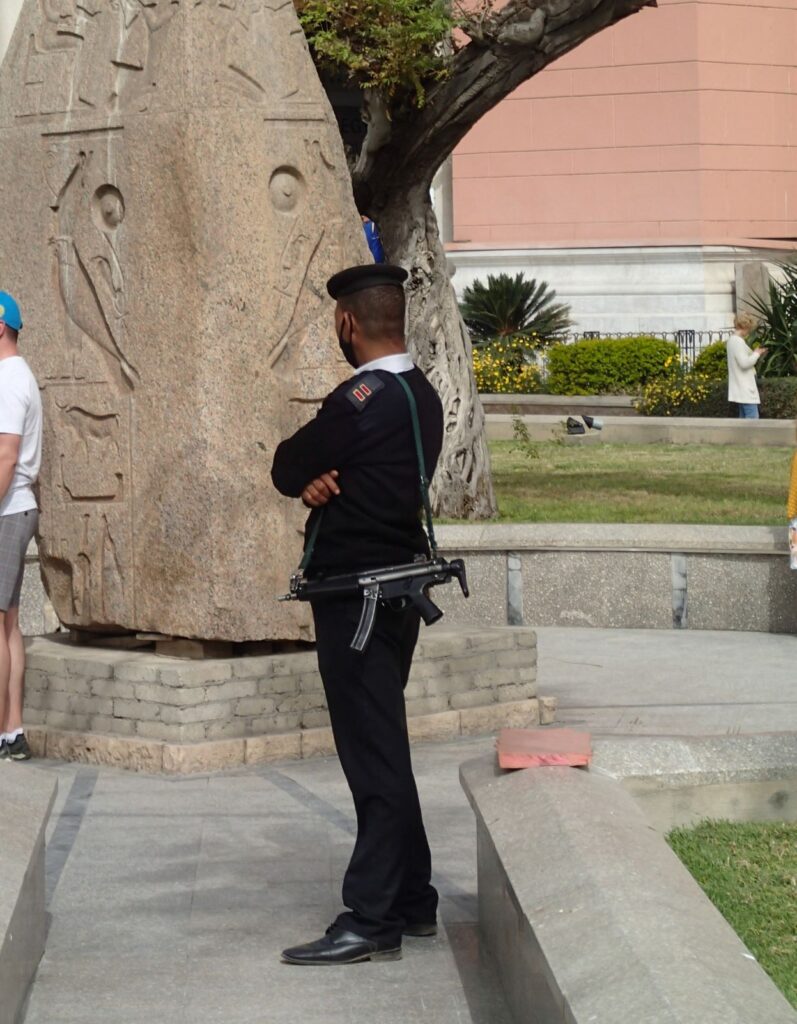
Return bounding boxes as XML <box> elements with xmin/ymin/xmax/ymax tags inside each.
<box><xmin>356</xmin><ymin>353</ymin><xmax>414</xmax><ymax>375</ymax></box>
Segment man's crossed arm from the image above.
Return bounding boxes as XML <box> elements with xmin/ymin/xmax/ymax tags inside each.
<box><xmin>301</xmin><ymin>470</ymin><xmax>340</xmax><ymax>508</ymax></box>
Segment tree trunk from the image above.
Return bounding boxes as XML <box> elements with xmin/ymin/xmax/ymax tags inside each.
<box><xmin>378</xmin><ymin>186</ymin><xmax>496</xmax><ymax>518</ymax></box>
<box><xmin>341</xmin><ymin>0</ymin><xmax>657</xmax><ymax>519</ymax></box>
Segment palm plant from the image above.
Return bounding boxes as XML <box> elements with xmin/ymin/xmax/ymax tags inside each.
<box><xmin>459</xmin><ymin>272</ymin><xmax>572</xmax><ymax>348</ymax></box>
<box><xmin>746</xmin><ymin>261</ymin><xmax>797</xmax><ymax>377</ymax></box>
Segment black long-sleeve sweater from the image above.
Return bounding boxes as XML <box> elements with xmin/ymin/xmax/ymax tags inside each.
<box><xmin>271</xmin><ymin>366</ymin><xmax>444</xmax><ymax>575</ymax></box>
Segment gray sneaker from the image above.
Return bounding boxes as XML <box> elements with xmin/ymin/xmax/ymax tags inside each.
<box><xmin>6</xmin><ymin>734</ymin><xmax>31</xmax><ymax>761</ymax></box>
<box><xmin>0</xmin><ymin>741</ymin><xmax>8</xmax><ymax>761</ymax></box>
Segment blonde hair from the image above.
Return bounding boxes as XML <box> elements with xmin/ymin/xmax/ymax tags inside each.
<box><xmin>734</xmin><ymin>311</ymin><xmax>757</xmax><ymax>333</ymax></box>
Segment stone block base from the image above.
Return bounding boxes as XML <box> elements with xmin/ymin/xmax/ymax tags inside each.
<box><xmin>25</xmin><ymin>699</ymin><xmax>542</xmax><ymax>774</ymax></box>
<box><xmin>23</xmin><ymin>628</ymin><xmax>547</xmax><ymax>773</ymax></box>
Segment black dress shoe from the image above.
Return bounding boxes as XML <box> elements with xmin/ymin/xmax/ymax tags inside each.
<box><xmin>403</xmin><ymin>921</ymin><xmax>437</xmax><ymax>937</ymax></box>
<box><xmin>281</xmin><ymin>927</ymin><xmax>402</xmax><ymax>965</ymax></box>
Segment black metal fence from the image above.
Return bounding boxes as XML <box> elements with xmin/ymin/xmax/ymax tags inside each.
<box><xmin>568</xmin><ymin>329</ymin><xmax>733</xmax><ymax>365</ymax></box>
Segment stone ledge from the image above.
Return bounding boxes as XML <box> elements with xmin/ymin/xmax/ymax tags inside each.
<box><xmin>460</xmin><ymin>744</ymin><xmax>797</xmax><ymax>1024</ymax></box>
<box><xmin>25</xmin><ymin>697</ymin><xmax>545</xmax><ymax>774</ymax></box>
<box><xmin>486</xmin><ymin>413</ymin><xmax>796</xmax><ymax>447</ymax></box>
<box><xmin>436</xmin><ymin>521</ymin><xmax>790</xmax><ymax>557</ymax></box>
<box><xmin>0</xmin><ymin>767</ymin><xmax>57</xmax><ymax>1024</ymax></box>
<box><xmin>591</xmin><ymin>734</ymin><xmax>797</xmax><ymax>833</ymax></box>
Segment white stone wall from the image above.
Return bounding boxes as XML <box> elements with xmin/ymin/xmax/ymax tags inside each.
<box><xmin>447</xmin><ymin>244</ymin><xmax>788</xmax><ymax>336</ymax></box>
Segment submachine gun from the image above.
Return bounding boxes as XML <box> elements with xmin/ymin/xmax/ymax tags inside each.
<box><xmin>280</xmin><ymin>375</ymin><xmax>470</xmax><ymax>652</ymax></box>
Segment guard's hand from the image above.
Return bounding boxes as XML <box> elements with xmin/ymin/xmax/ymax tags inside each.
<box><xmin>301</xmin><ymin>470</ymin><xmax>341</xmax><ymax>508</ymax></box>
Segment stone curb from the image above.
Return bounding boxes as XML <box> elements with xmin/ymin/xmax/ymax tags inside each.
<box><xmin>0</xmin><ymin>767</ymin><xmax>57</xmax><ymax>1024</ymax></box>
<box><xmin>461</xmin><ymin>741</ymin><xmax>797</xmax><ymax>1024</ymax></box>
<box><xmin>486</xmin><ymin>412</ymin><xmax>796</xmax><ymax>447</ymax></box>
<box><xmin>24</xmin><ymin>697</ymin><xmax>549</xmax><ymax>774</ymax></box>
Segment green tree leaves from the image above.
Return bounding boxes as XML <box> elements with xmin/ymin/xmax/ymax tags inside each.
<box><xmin>295</xmin><ymin>0</ymin><xmax>456</xmax><ymax>104</ymax></box>
<box><xmin>746</xmin><ymin>262</ymin><xmax>797</xmax><ymax>379</ymax></box>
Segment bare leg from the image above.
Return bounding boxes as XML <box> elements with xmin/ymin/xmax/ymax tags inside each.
<box><xmin>4</xmin><ymin>606</ymin><xmax>25</xmax><ymax>733</ymax></box>
<box><xmin>0</xmin><ymin>610</ymin><xmax>8</xmax><ymax>737</ymax></box>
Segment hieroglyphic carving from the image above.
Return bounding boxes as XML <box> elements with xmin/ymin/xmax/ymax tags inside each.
<box><xmin>194</xmin><ymin>0</ymin><xmax>312</xmax><ymax>105</ymax></box>
<box><xmin>36</xmin><ymin>131</ymin><xmax>136</xmax><ymax>625</ymax></box>
<box><xmin>59</xmin><ymin>507</ymin><xmax>127</xmax><ymax>619</ymax></box>
<box><xmin>41</xmin><ymin>383</ymin><xmax>131</xmax><ymax>623</ymax></box>
<box><xmin>117</xmin><ymin>0</ymin><xmax>180</xmax><ymax>111</ymax></box>
<box><xmin>16</xmin><ymin>0</ymin><xmax>180</xmax><ymax>118</ymax></box>
<box><xmin>46</xmin><ymin>138</ymin><xmax>139</xmax><ymax>388</ymax></box>
<box><xmin>268</xmin><ymin>128</ymin><xmax>345</xmax><ymax>376</ymax></box>
<box><xmin>17</xmin><ymin>0</ymin><xmax>80</xmax><ymax>116</ymax></box>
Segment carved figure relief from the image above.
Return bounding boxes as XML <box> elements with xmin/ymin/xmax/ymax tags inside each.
<box><xmin>73</xmin><ymin>1</ymin><xmax>125</xmax><ymax>112</ymax></box>
<box><xmin>18</xmin><ymin>0</ymin><xmax>80</xmax><ymax>116</ymax></box>
<box><xmin>194</xmin><ymin>0</ymin><xmax>312</xmax><ymax>105</ymax></box>
<box><xmin>42</xmin><ymin>383</ymin><xmax>131</xmax><ymax>623</ymax></box>
<box><xmin>64</xmin><ymin>508</ymin><xmax>126</xmax><ymax>619</ymax></box>
<box><xmin>47</xmin><ymin>142</ymin><xmax>139</xmax><ymax>389</ymax></box>
<box><xmin>36</xmin><ymin>134</ymin><xmax>137</xmax><ymax>626</ymax></box>
<box><xmin>17</xmin><ymin>0</ymin><xmax>179</xmax><ymax>118</ymax></box>
<box><xmin>117</xmin><ymin>0</ymin><xmax>180</xmax><ymax>112</ymax></box>
<box><xmin>268</xmin><ymin>131</ymin><xmax>344</xmax><ymax>378</ymax></box>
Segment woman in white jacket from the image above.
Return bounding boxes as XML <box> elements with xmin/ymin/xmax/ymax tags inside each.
<box><xmin>726</xmin><ymin>312</ymin><xmax>768</xmax><ymax>419</ymax></box>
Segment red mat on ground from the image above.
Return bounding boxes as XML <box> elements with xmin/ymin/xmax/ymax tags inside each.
<box><xmin>497</xmin><ymin>727</ymin><xmax>593</xmax><ymax>770</ymax></box>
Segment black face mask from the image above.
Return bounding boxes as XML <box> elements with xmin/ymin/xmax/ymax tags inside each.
<box><xmin>338</xmin><ymin>319</ymin><xmax>358</xmax><ymax>369</ymax></box>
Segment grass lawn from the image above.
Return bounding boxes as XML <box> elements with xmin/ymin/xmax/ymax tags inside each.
<box><xmin>486</xmin><ymin>441</ymin><xmax>794</xmax><ymax>525</ymax></box>
<box><xmin>667</xmin><ymin>821</ymin><xmax>797</xmax><ymax>1008</ymax></box>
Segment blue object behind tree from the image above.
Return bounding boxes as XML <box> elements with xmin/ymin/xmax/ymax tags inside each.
<box><xmin>362</xmin><ymin>218</ymin><xmax>386</xmax><ymax>263</ymax></box>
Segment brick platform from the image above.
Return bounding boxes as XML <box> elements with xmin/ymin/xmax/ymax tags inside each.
<box><xmin>23</xmin><ymin>628</ymin><xmax>548</xmax><ymax>773</ymax></box>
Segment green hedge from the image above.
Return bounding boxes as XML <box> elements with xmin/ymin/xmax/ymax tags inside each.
<box><xmin>546</xmin><ymin>337</ymin><xmax>679</xmax><ymax>395</ymax></box>
<box><xmin>639</xmin><ymin>376</ymin><xmax>797</xmax><ymax>418</ymax></box>
<box><xmin>693</xmin><ymin>340</ymin><xmax>728</xmax><ymax>379</ymax></box>
<box><xmin>760</xmin><ymin>377</ymin><xmax>797</xmax><ymax>418</ymax></box>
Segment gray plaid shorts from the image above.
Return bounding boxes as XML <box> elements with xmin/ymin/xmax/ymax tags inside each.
<box><xmin>0</xmin><ymin>509</ymin><xmax>38</xmax><ymax>612</ymax></box>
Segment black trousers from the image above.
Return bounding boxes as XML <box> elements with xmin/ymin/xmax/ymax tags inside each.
<box><xmin>312</xmin><ymin>596</ymin><xmax>438</xmax><ymax>946</ymax></box>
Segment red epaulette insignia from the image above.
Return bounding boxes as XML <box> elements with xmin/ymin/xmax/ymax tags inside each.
<box><xmin>345</xmin><ymin>373</ymin><xmax>385</xmax><ymax>412</ymax></box>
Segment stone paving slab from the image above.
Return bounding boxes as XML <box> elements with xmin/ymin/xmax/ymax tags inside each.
<box><xmin>19</xmin><ymin>626</ymin><xmax>797</xmax><ymax>1023</ymax></box>
<box><xmin>22</xmin><ymin>739</ymin><xmax>513</xmax><ymax>1024</ymax></box>
<box><xmin>536</xmin><ymin>626</ymin><xmax>797</xmax><ymax>736</ymax></box>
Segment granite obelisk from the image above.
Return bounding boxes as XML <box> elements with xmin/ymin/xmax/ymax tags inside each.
<box><xmin>0</xmin><ymin>0</ymin><xmax>366</xmax><ymax>641</ymax></box>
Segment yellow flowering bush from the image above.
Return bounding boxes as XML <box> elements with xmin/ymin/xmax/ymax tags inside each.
<box><xmin>472</xmin><ymin>337</ymin><xmax>542</xmax><ymax>394</ymax></box>
<box><xmin>635</xmin><ymin>357</ymin><xmax>716</xmax><ymax>416</ymax></box>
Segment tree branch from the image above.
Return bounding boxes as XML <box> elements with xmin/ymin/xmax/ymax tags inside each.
<box><xmin>360</xmin><ymin>0</ymin><xmax>656</xmax><ymax>202</ymax></box>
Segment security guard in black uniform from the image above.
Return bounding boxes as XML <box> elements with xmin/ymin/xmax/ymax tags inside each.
<box><xmin>271</xmin><ymin>264</ymin><xmax>444</xmax><ymax>965</ymax></box>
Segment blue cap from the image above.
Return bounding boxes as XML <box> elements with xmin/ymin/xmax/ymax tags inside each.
<box><xmin>0</xmin><ymin>293</ymin><xmax>22</xmax><ymax>332</ymax></box>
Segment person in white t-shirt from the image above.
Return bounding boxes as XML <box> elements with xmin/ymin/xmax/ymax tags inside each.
<box><xmin>0</xmin><ymin>293</ymin><xmax>42</xmax><ymax>761</ymax></box>
<box><xmin>726</xmin><ymin>311</ymin><xmax>768</xmax><ymax>419</ymax></box>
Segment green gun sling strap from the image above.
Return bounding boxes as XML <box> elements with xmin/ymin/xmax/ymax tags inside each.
<box><xmin>299</xmin><ymin>371</ymin><xmax>438</xmax><ymax>573</ymax></box>
<box><xmin>394</xmin><ymin>373</ymin><xmax>438</xmax><ymax>559</ymax></box>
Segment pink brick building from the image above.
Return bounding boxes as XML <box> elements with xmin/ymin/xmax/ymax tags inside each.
<box><xmin>444</xmin><ymin>0</ymin><xmax>797</xmax><ymax>333</ymax></box>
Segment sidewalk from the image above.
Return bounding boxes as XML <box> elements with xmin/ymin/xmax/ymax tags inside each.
<box><xmin>21</xmin><ymin>627</ymin><xmax>797</xmax><ymax>1024</ymax></box>
<box><xmin>537</xmin><ymin>626</ymin><xmax>797</xmax><ymax>736</ymax></box>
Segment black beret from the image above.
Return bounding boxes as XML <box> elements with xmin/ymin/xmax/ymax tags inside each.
<box><xmin>327</xmin><ymin>264</ymin><xmax>408</xmax><ymax>299</ymax></box>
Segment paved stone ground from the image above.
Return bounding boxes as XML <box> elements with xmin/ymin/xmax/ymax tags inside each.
<box><xmin>23</xmin><ymin>738</ymin><xmax>513</xmax><ymax>1024</ymax></box>
<box><xmin>19</xmin><ymin>627</ymin><xmax>796</xmax><ymax>1024</ymax></box>
<box><xmin>537</xmin><ymin>626</ymin><xmax>797</xmax><ymax>736</ymax></box>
